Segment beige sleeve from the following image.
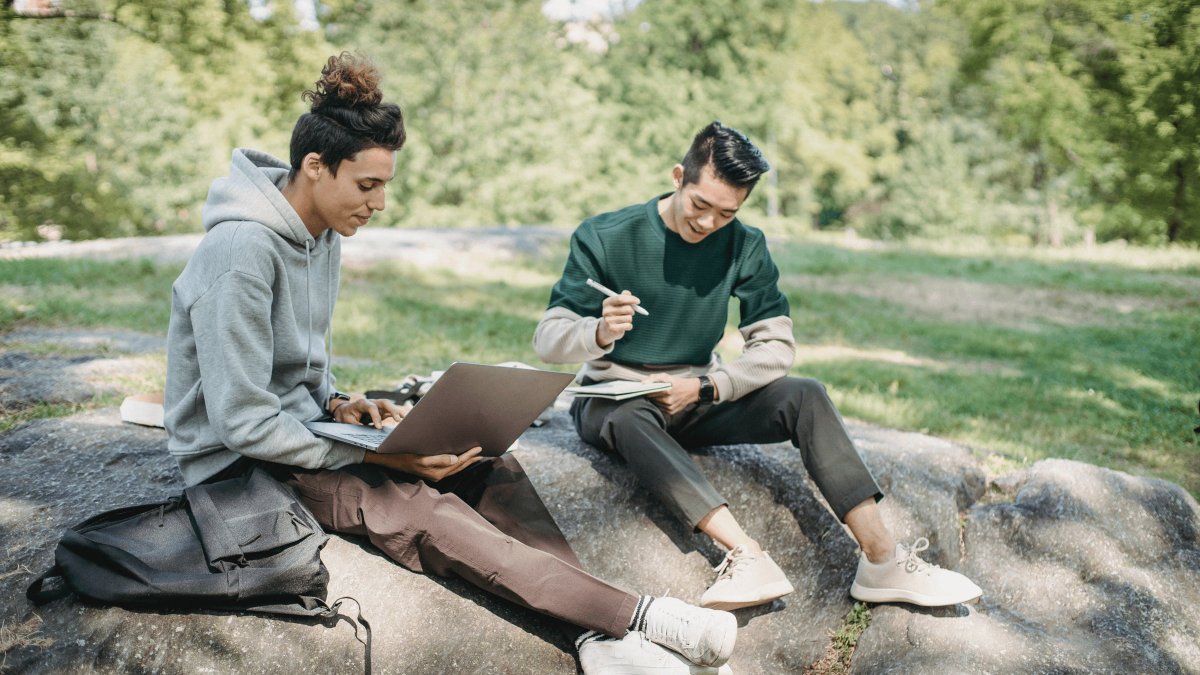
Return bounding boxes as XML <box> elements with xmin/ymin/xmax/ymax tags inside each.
<box><xmin>707</xmin><ymin>315</ymin><xmax>796</xmax><ymax>403</ymax></box>
<box><xmin>533</xmin><ymin>305</ymin><xmax>615</xmax><ymax>364</ymax></box>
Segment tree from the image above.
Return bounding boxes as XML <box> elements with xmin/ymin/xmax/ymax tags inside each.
<box><xmin>598</xmin><ymin>0</ymin><xmax>895</xmax><ymax>228</ymax></box>
<box><xmin>321</xmin><ymin>0</ymin><xmax>615</xmax><ymax>227</ymax></box>
<box><xmin>944</xmin><ymin>0</ymin><xmax>1199</xmax><ymax>244</ymax></box>
<box><xmin>1099</xmin><ymin>0</ymin><xmax>1199</xmax><ymax>242</ymax></box>
<box><xmin>0</xmin><ymin>0</ymin><xmax>332</xmax><ymax>240</ymax></box>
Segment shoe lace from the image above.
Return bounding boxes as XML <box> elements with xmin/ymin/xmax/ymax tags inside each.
<box><xmin>646</xmin><ymin>600</ymin><xmax>697</xmax><ymax>649</ymax></box>
<box><xmin>712</xmin><ymin>546</ymin><xmax>756</xmax><ymax>581</ymax></box>
<box><xmin>897</xmin><ymin>537</ymin><xmax>938</xmax><ymax>575</ymax></box>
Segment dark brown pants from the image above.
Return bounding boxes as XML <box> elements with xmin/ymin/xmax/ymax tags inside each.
<box><xmin>273</xmin><ymin>454</ymin><xmax>638</xmax><ymax>638</ymax></box>
<box><xmin>572</xmin><ymin>376</ymin><xmax>883</xmax><ymax>529</ymax></box>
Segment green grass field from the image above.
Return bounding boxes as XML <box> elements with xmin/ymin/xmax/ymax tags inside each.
<box><xmin>2</xmin><ymin>233</ymin><xmax>1197</xmax><ymax>496</ymax></box>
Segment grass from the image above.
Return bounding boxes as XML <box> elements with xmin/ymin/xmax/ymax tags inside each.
<box><xmin>769</xmin><ymin>234</ymin><xmax>1200</xmax><ymax>495</ymax></box>
<box><xmin>1</xmin><ymin>233</ymin><xmax>1197</xmax><ymax>497</ymax></box>
<box><xmin>0</xmin><ymin>257</ymin><xmax>179</xmax><ymax>329</ymax></box>
<box><xmin>807</xmin><ymin>602</ymin><xmax>871</xmax><ymax>674</ymax></box>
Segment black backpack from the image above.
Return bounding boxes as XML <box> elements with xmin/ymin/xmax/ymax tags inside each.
<box><xmin>26</xmin><ymin>467</ymin><xmax>371</xmax><ymax>672</ymax></box>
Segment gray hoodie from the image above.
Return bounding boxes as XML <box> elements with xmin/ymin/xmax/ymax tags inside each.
<box><xmin>165</xmin><ymin>149</ymin><xmax>365</xmax><ymax>485</ymax></box>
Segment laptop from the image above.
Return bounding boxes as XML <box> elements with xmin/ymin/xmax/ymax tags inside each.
<box><xmin>304</xmin><ymin>362</ymin><xmax>574</xmax><ymax>457</ymax></box>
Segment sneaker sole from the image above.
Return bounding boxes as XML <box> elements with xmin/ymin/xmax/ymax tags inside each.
<box><xmin>700</xmin><ymin>581</ymin><xmax>795</xmax><ymax>611</ymax></box>
<box><xmin>849</xmin><ymin>582</ymin><xmax>982</xmax><ymax>607</ymax></box>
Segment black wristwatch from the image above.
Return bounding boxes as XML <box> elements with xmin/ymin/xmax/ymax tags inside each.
<box><xmin>328</xmin><ymin>391</ymin><xmax>351</xmax><ymax>412</ymax></box>
<box><xmin>698</xmin><ymin>375</ymin><xmax>715</xmax><ymax>403</ymax></box>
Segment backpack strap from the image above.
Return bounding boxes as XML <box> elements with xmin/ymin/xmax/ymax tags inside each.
<box><xmin>25</xmin><ymin>565</ymin><xmax>71</xmax><ymax>604</ymax></box>
<box><xmin>323</xmin><ymin>596</ymin><xmax>372</xmax><ymax>675</ymax></box>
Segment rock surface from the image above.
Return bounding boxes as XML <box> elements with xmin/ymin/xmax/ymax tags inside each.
<box><xmin>1</xmin><ymin>333</ymin><xmax>1198</xmax><ymax>674</ymax></box>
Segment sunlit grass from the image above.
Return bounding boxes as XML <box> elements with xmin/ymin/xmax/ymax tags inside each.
<box><xmin>328</xmin><ymin>261</ymin><xmax>575</xmax><ymax>391</ymax></box>
<box><xmin>1</xmin><ymin>233</ymin><xmax>1196</xmax><ymax>497</ymax></box>
<box><xmin>0</xmin><ymin>258</ymin><xmax>179</xmax><ymax>332</ymax></box>
<box><xmin>777</xmin><ymin>241</ymin><xmax>1199</xmax><ymax>494</ymax></box>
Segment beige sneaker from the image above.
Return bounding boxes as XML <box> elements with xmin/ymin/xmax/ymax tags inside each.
<box><xmin>699</xmin><ymin>545</ymin><xmax>795</xmax><ymax>611</ymax></box>
<box><xmin>850</xmin><ymin>537</ymin><xmax>983</xmax><ymax>606</ymax></box>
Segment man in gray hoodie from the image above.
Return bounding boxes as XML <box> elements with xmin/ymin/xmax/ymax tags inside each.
<box><xmin>164</xmin><ymin>53</ymin><xmax>738</xmax><ymax>673</ymax></box>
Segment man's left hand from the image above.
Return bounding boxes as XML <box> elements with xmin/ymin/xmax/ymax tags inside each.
<box><xmin>644</xmin><ymin>374</ymin><xmax>701</xmax><ymax>415</ymax></box>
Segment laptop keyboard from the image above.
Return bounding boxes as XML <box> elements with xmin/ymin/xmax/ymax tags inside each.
<box><xmin>342</xmin><ymin>429</ymin><xmax>389</xmax><ymax>444</ymax></box>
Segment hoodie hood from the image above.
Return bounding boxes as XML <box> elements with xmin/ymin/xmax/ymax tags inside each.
<box><xmin>200</xmin><ymin>148</ymin><xmax>339</xmax><ymax>390</ymax></box>
<box><xmin>202</xmin><ymin>149</ymin><xmax>318</xmax><ymax>248</ymax></box>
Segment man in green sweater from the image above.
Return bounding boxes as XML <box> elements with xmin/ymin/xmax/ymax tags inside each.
<box><xmin>534</xmin><ymin>121</ymin><xmax>982</xmax><ymax>611</ymax></box>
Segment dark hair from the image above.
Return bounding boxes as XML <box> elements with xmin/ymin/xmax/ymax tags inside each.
<box><xmin>680</xmin><ymin>121</ymin><xmax>770</xmax><ymax>193</ymax></box>
<box><xmin>289</xmin><ymin>52</ymin><xmax>406</xmax><ymax>178</ymax></box>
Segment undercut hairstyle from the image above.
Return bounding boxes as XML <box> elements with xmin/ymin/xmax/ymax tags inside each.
<box><xmin>289</xmin><ymin>52</ymin><xmax>406</xmax><ymax>178</ymax></box>
<box><xmin>680</xmin><ymin>121</ymin><xmax>770</xmax><ymax>193</ymax></box>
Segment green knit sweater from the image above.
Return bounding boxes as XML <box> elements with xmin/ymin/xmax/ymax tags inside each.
<box><xmin>547</xmin><ymin>194</ymin><xmax>790</xmax><ymax>367</ymax></box>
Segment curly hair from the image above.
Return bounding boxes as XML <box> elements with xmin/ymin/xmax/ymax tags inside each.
<box><xmin>289</xmin><ymin>52</ymin><xmax>406</xmax><ymax>177</ymax></box>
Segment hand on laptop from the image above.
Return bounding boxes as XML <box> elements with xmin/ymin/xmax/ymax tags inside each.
<box><xmin>331</xmin><ymin>397</ymin><xmax>408</xmax><ymax>429</ymax></box>
<box><xmin>363</xmin><ymin>445</ymin><xmax>485</xmax><ymax>481</ymax></box>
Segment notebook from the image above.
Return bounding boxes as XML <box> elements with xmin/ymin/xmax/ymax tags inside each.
<box><xmin>565</xmin><ymin>380</ymin><xmax>672</xmax><ymax>401</ymax></box>
<box><xmin>304</xmin><ymin>362</ymin><xmax>574</xmax><ymax>457</ymax></box>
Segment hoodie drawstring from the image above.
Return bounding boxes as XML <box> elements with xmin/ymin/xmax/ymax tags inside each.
<box><xmin>303</xmin><ymin>239</ymin><xmax>313</xmax><ymax>380</ymax></box>
<box><xmin>325</xmin><ymin>249</ymin><xmax>335</xmax><ymax>393</ymax></box>
<box><xmin>302</xmin><ymin>237</ymin><xmax>337</xmax><ymax>397</ymax></box>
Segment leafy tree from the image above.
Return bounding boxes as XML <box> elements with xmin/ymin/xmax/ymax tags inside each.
<box><xmin>944</xmin><ymin>0</ymin><xmax>1199</xmax><ymax>244</ymax></box>
<box><xmin>1097</xmin><ymin>0</ymin><xmax>1199</xmax><ymax>243</ymax></box>
<box><xmin>598</xmin><ymin>0</ymin><xmax>894</xmax><ymax>228</ymax></box>
<box><xmin>1</xmin><ymin>0</ymin><xmax>331</xmax><ymax>240</ymax></box>
<box><xmin>321</xmin><ymin>0</ymin><xmax>616</xmax><ymax>227</ymax></box>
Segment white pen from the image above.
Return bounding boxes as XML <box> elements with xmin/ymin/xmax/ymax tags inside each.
<box><xmin>586</xmin><ymin>278</ymin><xmax>650</xmax><ymax>316</ymax></box>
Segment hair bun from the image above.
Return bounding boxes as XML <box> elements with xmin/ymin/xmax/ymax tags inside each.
<box><xmin>302</xmin><ymin>52</ymin><xmax>383</xmax><ymax>112</ymax></box>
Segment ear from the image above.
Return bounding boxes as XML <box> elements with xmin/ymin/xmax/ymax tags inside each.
<box><xmin>300</xmin><ymin>152</ymin><xmax>324</xmax><ymax>181</ymax></box>
<box><xmin>671</xmin><ymin>164</ymin><xmax>684</xmax><ymax>190</ymax></box>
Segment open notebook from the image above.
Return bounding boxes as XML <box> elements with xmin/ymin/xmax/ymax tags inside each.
<box><xmin>565</xmin><ymin>380</ymin><xmax>672</xmax><ymax>401</ymax></box>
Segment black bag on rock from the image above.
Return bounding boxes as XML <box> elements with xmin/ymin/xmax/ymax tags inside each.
<box><xmin>26</xmin><ymin>467</ymin><xmax>371</xmax><ymax>672</ymax></box>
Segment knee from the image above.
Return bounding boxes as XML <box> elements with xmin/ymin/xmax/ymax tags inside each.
<box><xmin>596</xmin><ymin>399</ymin><xmax>665</xmax><ymax>450</ymax></box>
<box><xmin>787</xmin><ymin>377</ymin><xmax>830</xmax><ymax>405</ymax></box>
<box><xmin>776</xmin><ymin>377</ymin><xmax>835</xmax><ymax>426</ymax></box>
<box><xmin>490</xmin><ymin>452</ymin><xmax>527</xmax><ymax>479</ymax></box>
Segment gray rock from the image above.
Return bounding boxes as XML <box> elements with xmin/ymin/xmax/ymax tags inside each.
<box><xmin>852</xmin><ymin>459</ymin><xmax>1200</xmax><ymax>675</ymax></box>
<box><xmin>2</xmin><ymin>399</ymin><xmax>1198</xmax><ymax>674</ymax></box>
<box><xmin>0</xmin><ymin>352</ymin><xmax>101</xmax><ymax>411</ymax></box>
<box><xmin>0</xmin><ymin>330</ymin><xmax>166</xmax><ymax>412</ymax></box>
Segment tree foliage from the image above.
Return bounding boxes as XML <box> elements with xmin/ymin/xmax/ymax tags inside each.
<box><xmin>1</xmin><ymin>0</ymin><xmax>1195</xmax><ymax>244</ymax></box>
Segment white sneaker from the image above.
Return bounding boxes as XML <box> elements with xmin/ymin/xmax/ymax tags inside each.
<box><xmin>700</xmin><ymin>545</ymin><xmax>795</xmax><ymax>610</ymax></box>
<box><xmin>850</xmin><ymin>537</ymin><xmax>983</xmax><ymax>606</ymax></box>
<box><xmin>576</xmin><ymin>631</ymin><xmax>734</xmax><ymax>674</ymax></box>
<box><xmin>636</xmin><ymin>597</ymin><xmax>737</xmax><ymax>668</ymax></box>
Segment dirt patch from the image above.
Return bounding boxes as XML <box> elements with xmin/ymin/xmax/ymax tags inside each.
<box><xmin>785</xmin><ymin>274</ymin><xmax>1179</xmax><ymax>329</ymax></box>
<box><xmin>0</xmin><ymin>329</ymin><xmax>165</xmax><ymax>355</ymax></box>
<box><xmin>0</xmin><ymin>227</ymin><xmax>570</xmax><ymax>270</ymax></box>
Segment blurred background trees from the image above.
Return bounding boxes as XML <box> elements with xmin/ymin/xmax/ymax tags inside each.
<box><xmin>1</xmin><ymin>0</ymin><xmax>1195</xmax><ymax>244</ymax></box>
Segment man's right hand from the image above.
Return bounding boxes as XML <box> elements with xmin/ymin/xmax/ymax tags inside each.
<box><xmin>595</xmin><ymin>291</ymin><xmax>643</xmax><ymax>347</ymax></box>
<box><xmin>363</xmin><ymin>446</ymin><xmax>485</xmax><ymax>481</ymax></box>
